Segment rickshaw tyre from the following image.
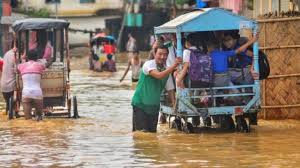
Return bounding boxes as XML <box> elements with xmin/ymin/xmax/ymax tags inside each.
<box><xmin>192</xmin><ymin>116</ymin><xmax>200</xmax><ymax>127</ymax></box>
<box><xmin>220</xmin><ymin>115</ymin><xmax>235</xmax><ymax>131</ymax></box>
<box><xmin>171</xmin><ymin>117</ymin><xmax>182</xmax><ymax>131</ymax></box>
<box><xmin>8</xmin><ymin>97</ymin><xmax>14</xmax><ymax>120</ymax></box>
<box><xmin>204</xmin><ymin>117</ymin><xmax>212</xmax><ymax>127</ymax></box>
<box><xmin>67</xmin><ymin>98</ymin><xmax>72</xmax><ymax>118</ymax></box>
<box><xmin>73</xmin><ymin>96</ymin><xmax>79</xmax><ymax>119</ymax></box>
<box><xmin>183</xmin><ymin>122</ymin><xmax>194</xmax><ymax>134</ymax></box>
<box><xmin>235</xmin><ymin>116</ymin><xmax>249</xmax><ymax>133</ymax></box>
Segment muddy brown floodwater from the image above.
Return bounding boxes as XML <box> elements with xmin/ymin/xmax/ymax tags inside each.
<box><xmin>0</xmin><ymin>52</ymin><xmax>300</xmax><ymax>167</ymax></box>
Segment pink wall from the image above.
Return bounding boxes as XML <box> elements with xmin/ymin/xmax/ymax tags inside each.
<box><xmin>219</xmin><ymin>0</ymin><xmax>243</xmax><ymax>14</ymax></box>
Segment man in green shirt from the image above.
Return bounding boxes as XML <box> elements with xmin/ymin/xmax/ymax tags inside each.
<box><xmin>131</xmin><ymin>45</ymin><xmax>182</xmax><ymax>132</ymax></box>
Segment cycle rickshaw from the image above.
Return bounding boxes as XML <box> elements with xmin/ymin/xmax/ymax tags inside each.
<box><xmin>155</xmin><ymin>8</ymin><xmax>261</xmax><ymax>133</ymax></box>
<box><xmin>8</xmin><ymin>18</ymin><xmax>79</xmax><ymax>119</ymax></box>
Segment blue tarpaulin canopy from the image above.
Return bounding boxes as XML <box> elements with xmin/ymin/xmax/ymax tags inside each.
<box><xmin>154</xmin><ymin>8</ymin><xmax>256</xmax><ymax>34</ymax></box>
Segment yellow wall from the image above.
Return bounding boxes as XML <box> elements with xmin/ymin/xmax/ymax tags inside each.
<box><xmin>20</xmin><ymin>0</ymin><xmax>123</xmax><ymax>16</ymax></box>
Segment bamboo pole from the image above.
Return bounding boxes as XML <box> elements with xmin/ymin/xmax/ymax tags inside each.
<box><xmin>262</xmin><ymin>104</ymin><xmax>300</xmax><ymax>109</ymax></box>
<box><xmin>260</xmin><ymin>45</ymin><xmax>300</xmax><ymax>50</ymax></box>
<box><xmin>260</xmin><ymin>0</ymin><xmax>263</xmax><ymax>15</ymax></box>
<box><xmin>268</xmin><ymin>0</ymin><xmax>272</xmax><ymax>12</ymax></box>
<box><xmin>267</xmin><ymin>73</ymin><xmax>300</xmax><ymax>79</ymax></box>
<box><xmin>263</xmin><ymin>22</ymin><xmax>267</xmax><ymax>119</ymax></box>
<box><xmin>257</xmin><ymin>17</ymin><xmax>300</xmax><ymax>23</ymax></box>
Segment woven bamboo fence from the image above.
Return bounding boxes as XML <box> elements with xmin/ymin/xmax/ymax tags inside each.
<box><xmin>257</xmin><ymin>17</ymin><xmax>300</xmax><ymax>119</ymax></box>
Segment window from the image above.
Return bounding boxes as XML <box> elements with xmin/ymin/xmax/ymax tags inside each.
<box><xmin>45</xmin><ymin>0</ymin><xmax>61</xmax><ymax>3</ymax></box>
<box><xmin>80</xmin><ymin>0</ymin><xmax>95</xmax><ymax>3</ymax></box>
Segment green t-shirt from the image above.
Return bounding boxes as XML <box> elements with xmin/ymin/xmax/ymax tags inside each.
<box><xmin>131</xmin><ymin>60</ymin><xmax>169</xmax><ymax>115</ymax></box>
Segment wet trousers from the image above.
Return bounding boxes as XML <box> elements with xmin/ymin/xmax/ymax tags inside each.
<box><xmin>2</xmin><ymin>91</ymin><xmax>14</xmax><ymax>113</ymax></box>
<box><xmin>132</xmin><ymin>106</ymin><xmax>159</xmax><ymax>133</ymax></box>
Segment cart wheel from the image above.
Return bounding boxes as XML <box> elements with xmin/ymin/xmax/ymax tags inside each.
<box><xmin>159</xmin><ymin>113</ymin><xmax>167</xmax><ymax>124</ymax></box>
<box><xmin>220</xmin><ymin>115</ymin><xmax>235</xmax><ymax>131</ymax></box>
<box><xmin>183</xmin><ymin>122</ymin><xmax>194</xmax><ymax>134</ymax></box>
<box><xmin>67</xmin><ymin>98</ymin><xmax>72</xmax><ymax>118</ymax></box>
<box><xmin>235</xmin><ymin>116</ymin><xmax>249</xmax><ymax>133</ymax></box>
<box><xmin>248</xmin><ymin>112</ymin><xmax>258</xmax><ymax>125</ymax></box>
<box><xmin>192</xmin><ymin>116</ymin><xmax>200</xmax><ymax>127</ymax></box>
<box><xmin>8</xmin><ymin>97</ymin><xmax>14</xmax><ymax>120</ymax></box>
<box><xmin>73</xmin><ymin>96</ymin><xmax>79</xmax><ymax>119</ymax></box>
<box><xmin>204</xmin><ymin>117</ymin><xmax>212</xmax><ymax>127</ymax></box>
<box><xmin>212</xmin><ymin>115</ymin><xmax>220</xmax><ymax>124</ymax></box>
<box><xmin>171</xmin><ymin>117</ymin><xmax>182</xmax><ymax>131</ymax></box>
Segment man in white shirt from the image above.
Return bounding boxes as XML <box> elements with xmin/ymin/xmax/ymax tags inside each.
<box><xmin>1</xmin><ymin>47</ymin><xmax>17</xmax><ymax>115</ymax></box>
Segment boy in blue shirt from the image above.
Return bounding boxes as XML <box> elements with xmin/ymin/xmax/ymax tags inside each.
<box><xmin>223</xmin><ymin>34</ymin><xmax>255</xmax><ymax>85</ymax></box>
<box><xmin>207</xmin><ymin>35</ymin><xmax>258</xmax><ymax>87</ymax></box>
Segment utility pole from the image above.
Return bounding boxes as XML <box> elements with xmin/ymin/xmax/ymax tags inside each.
<box><xmin>25</xmin><ymin>0</ymin><xmax>28</xmax><ymax>12</ymax></box>
<box><xmin>52</xmin><ymin>0</ymin><xmax>58</xmax><ymax>19</ymax></box>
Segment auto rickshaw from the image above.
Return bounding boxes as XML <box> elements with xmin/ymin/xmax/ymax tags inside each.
<box><xmin>155</xmin><ymin>8</ymin><xmax>261</xmax><ymax>133</ymax></box>
<box><xmin>7</xmin><ymin>18</ymin><xmax>79</xmax><ymax>119</ymax></box>
<box><xmin>89</xmin><ymin>33</ymin><xmax>116</xmax><ymax>71</ymax></box>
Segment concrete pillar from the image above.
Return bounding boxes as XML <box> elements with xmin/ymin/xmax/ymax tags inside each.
<box><xmin>1</xmin><ymin>0</ymin><xmax>12</xmax><ymax>55</ymax></box>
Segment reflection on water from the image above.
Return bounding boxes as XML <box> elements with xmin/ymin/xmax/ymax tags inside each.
<box><xmin>0</xmin><ymin>57</ymin><xmax>300</xmax><ymax>167</ymax></box>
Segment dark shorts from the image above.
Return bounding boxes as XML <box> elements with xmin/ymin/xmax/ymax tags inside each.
<box><xmin>132</xmin><ymin>106</ymin><xmax>159</xmax><ymax>133</ymax></box>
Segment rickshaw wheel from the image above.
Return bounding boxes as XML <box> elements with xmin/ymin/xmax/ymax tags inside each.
<box><xmin>67</xmin><ymin>98</ymin><xmax>72</xmax><ymax>118</ymax></box>
<box><xmin>204</xmin><ymin>117</ymin><xmax>212</xmax><ymax>127</ymax></box>
<box><xmin>235</xmin><ymin>116</ymin><xmax>249</xmax><ymax>133</ymax></box>
<box><xmin>73</xmin><ymin>96</ymin><xmax>79</xmax><ymax>119</ymax></box>
<box><xmin>8</xmin><ymin>97</ymin><xmax>14</xmax><ymax>120</ymax></box>
<box><xmin>192</xmin><ymin>116</ymin><xmax>200</xmax><ymax>127</ymax></box>
<box><xmin>220</xmin><ymin>115</ymin><xmax>235</xmax><ymax>131</ymax></box>
<box><xmin>171</xmin><ymin>117</ymin><xmax>182</xmax><ymax>131</ymax></box>
<box><xmin>183</xmin><ymin>122</ymin><xmax>194</xmax><ymax>134</ymax></box>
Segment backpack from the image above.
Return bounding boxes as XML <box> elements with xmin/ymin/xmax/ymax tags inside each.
<box><xmin>188</xmin><ymin>49</ymin><xmax>212</xmax><ymax>83</ymax></box>
<box><xmin>258</xmin><ymin>50</ymin><xmax>270</xmax><ymax>80</ymax></box>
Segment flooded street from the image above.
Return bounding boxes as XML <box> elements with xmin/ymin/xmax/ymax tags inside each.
<box><xmin>1</xmin><ymin>55</ymin><xmax>300</xmax><ymax>167</ymax></box>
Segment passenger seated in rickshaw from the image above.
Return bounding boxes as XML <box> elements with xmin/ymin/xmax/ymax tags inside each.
<box><xmin>91</xmin><ymin>48</ymin><xmax>103</xmax><ymax>72</ymax></box>
<box><xmin>208</xmin><ymin>35</ymin><xmax>258</xmax><ymax>88</ymax></box>
<box><xmin>28</xmin><ymin>31</ymin><xmax>53</xmax><ymax>67</ymax></box>
<box><xmin>223</xmin><ymin>33</ymin><xmax>254</xmax><ymax>85</ymax></box>
<box><xmin>176</xmin><ymin>34</ymin><xmax>211</xmax><ymax>106</ymax></box>
<box><xmin>103</xmin><ymin>54</ymin><xmax>116</xmax><ymax>72</ymax></box>
<box><xmin>18</xmin><ymin>49</ymin><xmax>46</xmax><ymax>121</ymax></box>
<box><xmin>222</xmin><ymin>33</ymin><xmax>259</xmax><ymax>124</ymax></box>
<box><xmin>93</xmin><ymin>41</ymin><xmax>107</xmax><ymax>62</ymax></box>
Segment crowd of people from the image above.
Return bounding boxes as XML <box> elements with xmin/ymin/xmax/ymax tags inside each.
<box><xmin>0</xmin><ymin>29</ymin><xmax>259</xmax><ymax>128</ymax></box>
<box><xmin>89</xmin><ymin>37</ymin><xmax>117</xmax><ymax>72</ymax></box>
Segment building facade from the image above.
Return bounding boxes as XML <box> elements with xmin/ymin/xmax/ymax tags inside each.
<box><xmin>18</xmin><ymin>0</ymin><xmax>123</xmax><ymax>16</ymax></box>
<box><xmin>0</xmin><ymin>0</ymin><xmax>13</xmax><ymax>56</ymax></box>
<box><xmin>253</xmin><ymin>0</ymin><xmax>300</xmax><ymax>17</ymax></box>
